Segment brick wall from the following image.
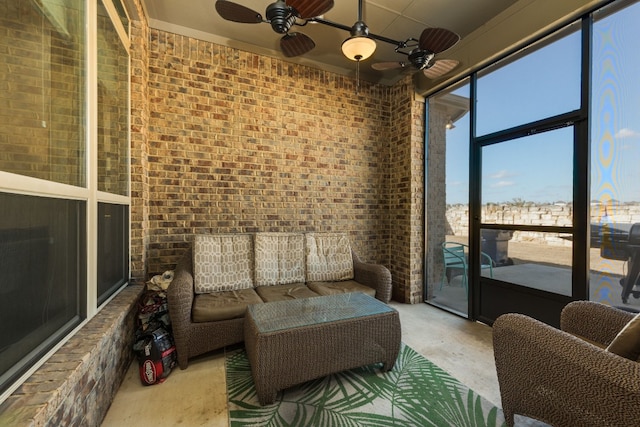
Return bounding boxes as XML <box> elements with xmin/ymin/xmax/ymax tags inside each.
<box><xmin>408</xmin><ymin>93</ymin><xmax>426</xmax><ymax>303</ymax></box>
<box><xmin>0</xmin><ymin>285</ymin><xmax>141</xmax><ymax>427</ymax></box>
<box><xmin>387</xmin><ymin>79</ymin><xmax>425</xmax><ymax>303</ymax></box>
<box><xmin>140</xmin><ymin>29</ymin><xmax>402</xmax><ymax>279</ymax></box>
<box><xmin>130</xmin><ymin>18</ymin><xmax>151</xmax><ymax>281</ymax></box>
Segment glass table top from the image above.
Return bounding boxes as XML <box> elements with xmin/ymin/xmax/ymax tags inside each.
<box><xmin>247</xmin><ymin>292</ymin><xmax>395</xmax><ymax>333</ymax></box>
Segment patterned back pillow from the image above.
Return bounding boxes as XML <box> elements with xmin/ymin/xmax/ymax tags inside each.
<box><xmin>255</xmin><ymin>232</ymin><xmax>305</xmax><ymax>286</ymax></box>
<box><xmin>305</xmin><ymin>232</ymin><xmax>354</xmax><ymax>282</ymax></box>
<box><xmin>193</xmin><ymin>234</ymin><xmax>254</xmax><ymax>294</ymax></box>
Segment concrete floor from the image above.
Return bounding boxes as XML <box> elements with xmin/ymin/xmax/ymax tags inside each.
<box><xmin>102</xmin><ymin>301</ymin><xmax>548</xmax><ymax>426</ymax></box>
<box><xmin>103</xmin><ymin>238</ymin><xmax>634</xmax><ymax>426</ymax></box>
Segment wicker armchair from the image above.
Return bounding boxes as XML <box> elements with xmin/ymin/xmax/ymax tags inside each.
<box><xmin>493</xmin><ymin>301</ymin><xmax>640</xmax><ymax>427</ymax></box>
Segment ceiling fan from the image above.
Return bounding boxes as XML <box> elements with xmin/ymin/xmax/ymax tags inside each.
<box><xmin>370</xmin><ymin>28</ymin><xmax>461</xmax><ymax>79</ymax></box>
<box><xmin>214</xmin><ymin>0</ymin><xmax>333</xmax><ymax>57</ymax></box>
<box><xmin>214</xmin><ymin>0</ymin><xmax>461</xmax><ymax>80</ymax></box>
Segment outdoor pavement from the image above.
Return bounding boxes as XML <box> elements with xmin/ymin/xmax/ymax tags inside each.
<box><xmin>432</xmin><ymin>237</ymin><xmax>640</xmax><ymax>314</ymax></box>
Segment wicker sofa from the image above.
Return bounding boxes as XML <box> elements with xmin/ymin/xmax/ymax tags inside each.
<box><xmin>167</xmin><ymin>232</ymin><xmax>392</xmax><ymax>369</ymax></box>
<box><xmin>493</xmin><ymin>301</ymin><xmax>640</xmax><ymax>427</ymax></box>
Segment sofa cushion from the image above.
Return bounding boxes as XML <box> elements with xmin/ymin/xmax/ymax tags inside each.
<box><xmin>307</xmin><ymin>280</ymin><xmax>375</xmax><ymax>298</ymax></box>
<box><xmin>193</xmin><ymin>234</ymin><xmax>254</xmax><ymax>294</ymax></box>
<box><xmin>255</xmin><ymin>232</ymin><xmax>305</xmax><ymax>286</ymax></box>
<box><xmin>192</xmin><ymin>288</ymin><xmax>263</xmax><ymax>322</ymax></box>
<box><xmin>305</xmin><ymin>232</ymin><xmax>354</xmax><ymax>282</ymax></box>
<box><xmin>570</xmin><ymin>333</ymin><xmax>606</xmax><ymax>350</ymax></box>
<box><xmin>606</xmin><ymin>313</ymin><xmax>640</xmax><ymax>361</ymax></box>
<box><xmin>255</xmin><ymin>283</ymin><xmax>320</xmax><ymax>302</ymax></box>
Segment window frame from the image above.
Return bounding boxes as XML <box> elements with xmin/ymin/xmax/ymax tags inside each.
<box><xmin>0</xmin><ymin>0</ymin><xmax>131</xmax><ymax>402</ymax></box>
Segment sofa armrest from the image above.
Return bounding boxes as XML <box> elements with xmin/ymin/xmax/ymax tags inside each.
<box><xmin>352</xmin><ymin>250</ymin><xmax>392</xmax><ymax>303</ymax></box>
<box><xmin>167</xmin><ymin>249</ymin><xmax>195</xmax><ymax>369</ymax></box>
<box><xmin>493</xmin><ymin>312</ymin><xmax>640</xmax><ymax>427</ymax></box>
<box><xmin>561</xmin><ymin>300</ymin><xmax>635</xmax><ymax>346</ymax></box>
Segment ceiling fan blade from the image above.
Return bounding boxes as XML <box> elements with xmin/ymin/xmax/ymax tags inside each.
<box><xmin>287</xmin><ymin>0</ymin><xmax>334</xmax><ymax>19</ymax></box>
<box><xmin>371</xmin><ymin>62</ymin><xmax>406</xmax><ymax>71</ymax></box>
<box><xmin>419</xmin><ymin>28</ymin><xmax>460</xmax><ymax>54</ymax></box>
<box><xmin>280</xmin><ymin>32</ymin><xmax>315</xmax><ymax>57</ymax></box>
<box><xmin>423</xmin><ymin>59</ymin><xmax>459</xmax><ymax>79</ymax></box>
<box><xmin>215</xmin><ymin>0</ymin><xmax>262</xmax><ymax>23</ymax></box>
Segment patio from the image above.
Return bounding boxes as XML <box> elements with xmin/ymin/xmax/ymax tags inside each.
<box><xmin>432</xmin><ymin>237</ymin><xmax>640</xmax><ymax>314</ymax></box>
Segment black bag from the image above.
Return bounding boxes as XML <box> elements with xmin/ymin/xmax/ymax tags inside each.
<box><xmin>133</xmin><ymin>289</ymin><xmax>176</xmax><ymax>385</ymax></box>
<box><xmin>133</xmin><ymin>326</ymin><xmax>177</xmax><ymax>385</ymax></box>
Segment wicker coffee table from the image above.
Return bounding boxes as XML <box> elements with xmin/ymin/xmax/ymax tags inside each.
<box><xmin>244</xmin><ymin>292</ymin><xmax>401</xmax><ymax>405</ymax></box>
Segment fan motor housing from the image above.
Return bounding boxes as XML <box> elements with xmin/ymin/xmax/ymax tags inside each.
<box><xmin>408</xmin><ymin>50</ymin><xmax>434</xmax><ymax>70</ymax></box>
<box><xmin>266</xmin><ymin>1</ymin><xmax>296</xmax><ymax>34</ymax></box>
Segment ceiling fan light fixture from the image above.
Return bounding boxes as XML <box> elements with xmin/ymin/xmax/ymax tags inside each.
<box><xmin>341</xmin><ymin>20</ymin><xmax>376</xmax><ymax>61</ymax></box>
<box><xmin>341</xmin><ymin>35</ymin><xmax>376</xmax><ymax>61</ymax></box>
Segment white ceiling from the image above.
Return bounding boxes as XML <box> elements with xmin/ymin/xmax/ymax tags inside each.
<box><xmin>142</xmin><ymin>0</ymin><xmax>519</xmax><ymax>85</ymax></box>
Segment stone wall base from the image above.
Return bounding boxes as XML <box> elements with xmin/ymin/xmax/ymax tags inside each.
<box><xmin>0</xmin><ymin>284</ymin><xmax>143</xmax><ymax>426</ymax></box>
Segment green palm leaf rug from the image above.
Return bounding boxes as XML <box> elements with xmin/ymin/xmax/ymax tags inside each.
<box><xmin>226</xmin><ymin>343</ymin><xmax>506</xmax><ymax>427</ymax></box>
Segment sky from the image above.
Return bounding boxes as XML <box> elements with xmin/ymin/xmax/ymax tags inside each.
<box><xmin>443</xmin><ymin>1</ymin><xmax>640</xmax><ymax>205</ymax></box>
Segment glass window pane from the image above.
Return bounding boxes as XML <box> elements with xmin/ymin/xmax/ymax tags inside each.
<box><xmin>0</xmin><ymin>193</ymin><xmax>85</xmax><ymax>395</ymax></box>
<box><xmin>97</xmin><ymin>203</ymin><xmax>129</xmax><ymax>306</ymax></box>
<box><xmin>111</xmin><ymin>0</ymin><xmax>129</xmax><ymax>30</ymax></box>
<box><xmin>476</xmin><ymin>27</ymin><xmax>581</xmax><ymax>136</ymax></box>
<box><xmin>427</xmin><ymin>81</ymin><xmax>471</xmax><ymax>316</ymax></box>
<box><xmin>481</xmin><ymin>127</ymin><xmax>574</xmax><ymax>221</ymax></box>
<box><xmin>591</xmin><ymin>0</ymin><xmax>640</xmax><ymax>308</ymax></box>
<box><xmin>98</xmin><ymin>0</ymin><xmax>129</xmax><ymax>196</ymax></box>
<box><xmin>0</xmin><ymin>0</ymin><xmax>86</xmax><ymax>186</ymax></box>
<box><xmin>481</xmin><ymin>228</ymin><xmax>573</xmax><ymax>296</ymax></box>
